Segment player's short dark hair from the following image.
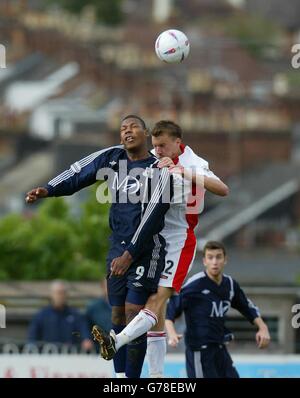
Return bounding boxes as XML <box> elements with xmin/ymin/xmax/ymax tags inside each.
<box><xmin>151</xmin><ymin>120</ymin><xmax>182</xmax><ymax>139</ymax></box>
<box><xmin>122</xmin><ymin>115</ymin><xmax>147</xmax><ymax>130</ymax></box>
<box><xmin>203</xmin><ymin>241</ymin><xmax>226</xmax><ymax>257</ymax></box>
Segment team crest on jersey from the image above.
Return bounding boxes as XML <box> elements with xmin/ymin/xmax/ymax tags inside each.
<box><xmin>112</xmin><ymin>174</ymin><xmax>140</xmax><ymax>194</ymax></box>
<box><xmin>210</xmin><ymin>300</ymin><xmax>231</xmax><ymax>317</ymax></box>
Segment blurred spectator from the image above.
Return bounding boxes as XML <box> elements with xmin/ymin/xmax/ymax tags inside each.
<box><xmin>86</xmin><ymin>279</ymin><xmax>111</xmax><ymax>350</ymax></box>
<box><xmin>28</xmin><ymin>280</ymin><xmax>93</xmax><ymax>351</ymax></box>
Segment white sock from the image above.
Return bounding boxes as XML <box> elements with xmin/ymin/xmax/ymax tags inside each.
<box><xmin>115</xmin><ymin>309</ymin><xmax>158</xmax><ymax>350</ymax></box>
<box><xmin>115</xmin><ymin>372</ymin><xmax>126</xmax><ymax>378</ymax></box>
<box><xmin>147</xmin><ymin>331</ymin><xmax>167</xmax><ymax>378</ymax></box>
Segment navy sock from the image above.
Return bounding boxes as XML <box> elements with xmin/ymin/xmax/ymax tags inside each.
<box><xmin>112</xmin><ymin>324</ymin><xmax>127</xmax><ymax>374</ymax></box>
<box><xmin>126</xmin><ymin>333</ymin><xmax>147</xmax><ymax>378</ymax></box>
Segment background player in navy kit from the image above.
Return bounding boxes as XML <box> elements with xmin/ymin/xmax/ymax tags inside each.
<box><xmin>165</xmin><ymin>241</ymin><xmax>270</xmax><ymax>378</ymax></box>
<box><xmin>25</xmin><ymin>115</ymin><xmax>173</xmax><ymax>378</ymax></box>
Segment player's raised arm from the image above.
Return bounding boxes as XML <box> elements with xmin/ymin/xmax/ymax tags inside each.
<box><xmin>25</xmin><ymin>147</ymin><xmax>117</xmax><ymax>204</ymax></box>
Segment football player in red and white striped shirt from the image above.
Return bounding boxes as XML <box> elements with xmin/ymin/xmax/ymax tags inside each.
<box><xmin>146</xmin><ymin>121</ymin><xmax>229</xmax><ymax>377</ymax></box>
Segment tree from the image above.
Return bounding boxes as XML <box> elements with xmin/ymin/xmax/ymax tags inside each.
<box><xmin>47</xmin><ymin>0</ymin><xmax>124</xmax><ymax>25</ymax></box>
<box><xmin>0</xmin><ymin>184</ymin><xmax>111</xmax><ymax>281</ymax></box>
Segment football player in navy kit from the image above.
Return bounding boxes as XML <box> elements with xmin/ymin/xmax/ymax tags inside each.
<box><xmin>26</xmin><ymin>115</ymin><xmax>173</xmax><ymax>378</ymax></box>
<box><xmin>165</xmin><ymin>241</ymin><xmax>270</xmax><ymax>378</ymax></box>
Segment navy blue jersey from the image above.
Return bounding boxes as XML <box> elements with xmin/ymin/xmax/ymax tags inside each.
<box><xmin>166</xmin><ymin>271</ymin><xmax>260</xmax><ymax>350</ymax></box>
<box><xmin>45</xmin><ymin>145</ymin><xmax>173</xmax><ymax>260</ymax></box>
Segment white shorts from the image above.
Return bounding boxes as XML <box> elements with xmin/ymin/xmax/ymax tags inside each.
<box><xmin>159</xmin><ymin>230</ymin><xmax>197</xmax><ymax>292</ymax></box>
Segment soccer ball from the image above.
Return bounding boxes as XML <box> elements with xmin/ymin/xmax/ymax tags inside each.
<box><xmin>155</xmin><ymin>29</ymin><xmax>190</xmax><ymax>64</ymax></box>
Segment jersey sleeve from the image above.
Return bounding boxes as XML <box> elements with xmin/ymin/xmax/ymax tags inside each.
<box><xmin>126</xmin><ymin>167</ymin><xmax>173</xmax><ymax>260</ymax></box>
<box><xmin>45</xmin><ymin>149</ymin><xmax>113</xmax><ymax>197</ymax></box>
<box><xmin>191</xmin><ymin>156</ymin><xmax>220</xmax><ymax>181</ymax></box>
<box><xmin>198</xmin><ymin>162</ymin><xmax>220</xmax><ymax>181</ymax></box>
<box><xmin>166</xmin><ymin>294</ymin><xmax>183</xmax><ymax>322</ymax></box>
<box><xmin>231</xmin><ymin>281</ymin><xmax>260</xmax><ymax>324</ymax></box>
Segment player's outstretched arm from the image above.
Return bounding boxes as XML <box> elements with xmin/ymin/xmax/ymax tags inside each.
<box><xmin>253</xmin><ymin>317</ymin><xmax>271</xmax><ymax>349</ymax></box>
<box><xmin>25</xmin><ymin>187</ymin><xmax>48</xmax><ymax>204</ymax></box>
<box><xmin>25</xmin><ymin>148</ymin><xmax>116</xmax><ymax>204</ymax></box>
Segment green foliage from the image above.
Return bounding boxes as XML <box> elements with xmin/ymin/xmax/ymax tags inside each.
<box><xmin>94</xmin><ymin>0</ymin><xmax>123</xmax><ymax>26</ymax></box>
<box><xmin>47</xmin><ymin>0</ymin><xmax>124</xmax><ymax>25</ymax></box>
<box><xmin>0</xmin><ymin>184</ymin><xmax>110</xmax><ymax>281</ymax></box>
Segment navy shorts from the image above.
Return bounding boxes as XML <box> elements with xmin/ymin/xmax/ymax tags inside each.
<box><xmin>186</xmin><ymin>344</ymin><xmax>239</xmax><ymax>378</ymax></box>
<box><xmin>106</xmin><ymin>237</ymin><xmax>165</xmax><ymax>307</ymax></box>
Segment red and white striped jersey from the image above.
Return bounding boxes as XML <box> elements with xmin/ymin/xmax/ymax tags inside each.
<box><xmin>153</xmin><ymin>144</ymin><xmax>220</xmax><ymax>292</ymax></box>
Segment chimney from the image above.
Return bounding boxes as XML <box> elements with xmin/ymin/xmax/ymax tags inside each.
<box><xmin>153</xmin><ymin>0</ymin><xmax>172</xmax><ymax>23</ymax></box>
